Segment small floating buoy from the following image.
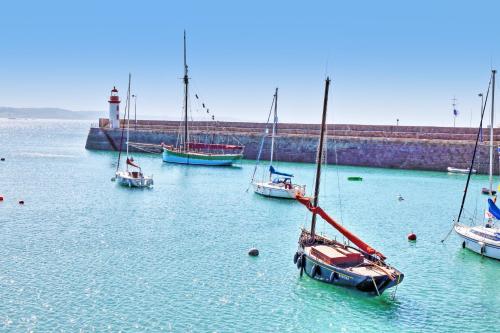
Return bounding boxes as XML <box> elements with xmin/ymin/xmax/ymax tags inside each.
<box><xmin>397</xmin><ymin>194</ymin><xmax>404</xmax><ymax>201</ymax></box>
<box><xmin>18</xmin><ymin>200</ymin><xmax>25</xmax><ymax>205</ymax></box>
<box><xmin>0</xmin><ymin>195</ymin><xmax>4</xmax><ymax>201</ymax></box>
<box><xmin>407</xmin><ymin>233</ymin><xmax>417</xmax><ymax>241</ymax></box>
<box><xmin>0</xmin><ymin>157</ymin><xmax>5</xmax><ymax>161</ymax></box>
<box><xmin>248</xmin><ymin>248</ymin><xmax>259</xmax><ymax>256</ymax></box>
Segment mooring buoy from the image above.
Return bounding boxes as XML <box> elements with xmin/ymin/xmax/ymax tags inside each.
<box><xmin>407</xmin><ymin>233</ymin><xmax>417</xmax><ymax>241</ymax></box>
<box><xmin>0</xmin><ymin>158</ymin><xmax>5</xmax><ymax>161</ymax></box>
<box><xmin>18</xmin><ymin>200</ymin><xmax>25</xmax><ymax>205</ymax></box>
<box><xmin>248</xmin><ymin>248</ymin><xmax>259</xmax><ymax>256</ymax></box>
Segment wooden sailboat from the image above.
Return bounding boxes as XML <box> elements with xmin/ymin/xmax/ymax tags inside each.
<box><xmin>162</xmin><ymin>31</ymin><xmax>244</xmax><ymax>166</ymax></box>
<box><xmin>454</xmin><ymin>69</ymin><xmax>500</xmax><ymax>260</ymax></box>
<box><xmin>115</xmin><ymin>74</ymin><xmax>154</xmax><ymax>188</ymax></box>
<box><xmin>252</xmin><ymin>88</ymin><xmax>306</xmax><ymax>199</ymax></box>
<box><xmin>294</xmin><ymin>78</ymin><xmax>404</xmax><ymax>295</ymax></box>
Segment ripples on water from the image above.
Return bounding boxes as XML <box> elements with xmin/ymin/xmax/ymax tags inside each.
<box><xmin>0</xmin><ymin>119</ymin><xmax>498</xmax><ymax>332</ymax></box>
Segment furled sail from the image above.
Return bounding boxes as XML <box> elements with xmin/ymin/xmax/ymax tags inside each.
<box><xmin>296</xmin><ymin>195</ymin><xmax>386</xmax><ymax>260</ymax></box>
<box><xmin>487</xmin><ymin>198</ymin><xmax>500</xmax><ymax>220</ymax></box>
<box><xmin>269</xmin><ymin>165</ymin><xmax>294</xmax><ymax>178</ymax></box>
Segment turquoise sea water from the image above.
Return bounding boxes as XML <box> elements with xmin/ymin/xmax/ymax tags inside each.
<box><xmin>0</xmin><ymin>119</ymin><xmax>498</xmax><ymax>332</ymax></box>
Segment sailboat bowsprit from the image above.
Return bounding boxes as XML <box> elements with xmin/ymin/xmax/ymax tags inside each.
<box><xmin>294</xmin><ymin>78</ymin><xmax>403</xmax><ymax>295</ymax></box>
<box><xmin>162</xmin><ymin>31</ymin><xmax>244</xmax><ymax>166</ymax></box>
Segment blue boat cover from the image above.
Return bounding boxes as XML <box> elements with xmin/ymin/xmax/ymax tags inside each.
<box><xmin>269</xmin><ymin>165</ymin><xmax>293</xmax><ymax>178</ymax></box>
<box><xmin>487</xmin><ymin>198</ymin><xmax>500</xmax><ymax>219</ymax></box>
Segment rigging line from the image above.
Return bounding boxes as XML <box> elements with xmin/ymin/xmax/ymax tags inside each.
<box><xmin>442</xmin><ymin>74</ymin><xmax>493</xmax><ymax>243</ymax></box>
<box><xmin>246</xmin><ymin>94</ymin><xmax>276</xmax><ymax>192</ymax></box>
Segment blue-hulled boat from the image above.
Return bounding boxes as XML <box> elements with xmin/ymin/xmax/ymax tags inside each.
<box><xmin>294</xmin><ymin>78</ymin><xmax>404</xmax><ymax>296</ymax></box>
<box><xmin>162</xmin><ymin>31</ymin><xmax>244</xmax><ymax>166</ymax></box>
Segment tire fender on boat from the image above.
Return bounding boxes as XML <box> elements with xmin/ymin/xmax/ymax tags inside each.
<box><xmin>296</xmin><ymin>256</ymin><xmax>303</xmax><ymax>270</ymax></box>
<box><xmin>462</xmin><ymin>241</ymin><xmax>466</xmax><ymax>249</ymax></box>
<box><xmin>330</xmin><ymin>271</ymin><xmax>339</xmax><ymax>282</ymax></box>
<box><xmin>478</xmin><ymin>242</ymin><xmax>486</xmax><ymax>254</ymax></box>
<box><xmin>293</xmin><ymin>252</ymin><xmax>299</xmax><ymax>264</ymax></box>
<box><xmin>311</xmin><ymin>264</ymin><xmax>320</xmax><ymax>278</ymax></box>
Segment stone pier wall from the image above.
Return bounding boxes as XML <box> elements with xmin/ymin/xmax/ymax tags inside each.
<box><xmin>85</xmin><ymin>120</ymin><xmax>498</xmax><ymax>174</ymax></box>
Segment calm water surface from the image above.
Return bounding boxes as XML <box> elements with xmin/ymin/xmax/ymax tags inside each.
<box><xmin>0</xmin><ymin>119</ymin><xmax>498</xmax><ymax>332</ymax></box>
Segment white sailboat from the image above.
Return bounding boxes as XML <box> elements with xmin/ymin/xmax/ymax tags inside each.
<box><xmin>251</xmin><ymin>88</ymin><xmax>306</xmax><ymax>199</ymax></box>
<box><xmin>452</xmin><ymin>69</ymin><xmax>499</xmax><ymax>259</ymax></box>
<box><xmin>114</xmin><ymin>74</ymin><xmax>153</xmax><ymax>188</ymax></box>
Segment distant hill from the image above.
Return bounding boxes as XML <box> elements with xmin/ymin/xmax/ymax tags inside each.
<box><xmin>0</xmin><ymin>107</ymin><xmax>103</xmax><ymax>120</ymax></box>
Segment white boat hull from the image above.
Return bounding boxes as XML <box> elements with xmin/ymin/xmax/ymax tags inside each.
<box><xmin>454</xmin><ymin>224</ymin><xmax>500</xmax><ymax>260</ymax></box>
<box><xmin>115</xmin><ymin>171</ymin><xmax>153</xmax><ymax>188</ymax></box>
<box><xmin>447</xmin><ymin>167</ymin><xmax>477</xmax><ymax>174</ymax></box>
<box><xmin>253</xmin><ymin>181</ymin><xmax>305</xmax><ymax>199</ymax></box>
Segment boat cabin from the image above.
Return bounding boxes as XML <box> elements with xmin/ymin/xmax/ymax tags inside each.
<box><xmin>309</xmin><ymin>245</ymin><xmax>364</xmax><ymax>267</ymax></box>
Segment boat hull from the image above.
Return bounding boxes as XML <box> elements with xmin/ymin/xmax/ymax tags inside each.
<box><xmin>253</xmin><ymin>182</ymin><xmax>305</xmax><ymax>199</ymax></box>
<box><xmin>162</xmin><ymin>148</ymin><xmax>242</xmax><ymax>166</ymax></box>
<box><xmin>454</xmin><ymin>224</ymin><xmax>500</xmax><ymax>260</ymax></box>
<box><xmin>447</xmin><ymin>167</ymin><xmax>477</xmax><ymax>174</ymax></box>
<box><xmin>298</xmin><ymin>252</ymin><xmax>403</xmax><ymax>295</ymax></box>
<box><xmin>115</xmin><ymin>172</ymin><xmax>153</xmax><ymax>188</ymax></box>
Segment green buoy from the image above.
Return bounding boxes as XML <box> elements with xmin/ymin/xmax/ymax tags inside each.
<box><xmin>347</xmin><ymin>176</ymin><xmax>363</xmax><ymax>181</ymax></box>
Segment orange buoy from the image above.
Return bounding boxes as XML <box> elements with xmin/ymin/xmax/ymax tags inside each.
<box><xmin>407</xmin><ymin>233</ymin><xmax>417</xmax><ymax>241</ymax></box>
<box><xmin>18</xmin><ymin>200</ymin><xmax>24</xmax><ymax>205</ymax></box>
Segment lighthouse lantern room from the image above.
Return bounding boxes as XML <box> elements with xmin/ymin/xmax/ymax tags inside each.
<box><xmin>108</xmin><ymin>86</ymin><xmax>121</xmax><ymax>128</ymax></box>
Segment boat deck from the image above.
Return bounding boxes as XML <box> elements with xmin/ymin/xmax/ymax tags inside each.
<box><xmin>305</xmin><ymin>245</ymin><xmax>389</xmax><ymax>278</ymax></box>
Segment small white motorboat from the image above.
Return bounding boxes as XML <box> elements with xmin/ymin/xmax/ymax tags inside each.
<box><xmin>447</xmin><ymin>167</ymin><xmax>477</xmax><ymax>174</ymax></box>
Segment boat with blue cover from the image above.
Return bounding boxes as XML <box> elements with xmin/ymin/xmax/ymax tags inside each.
<box><xmin>251</xmin><ymin>88</ymin><xmax>306</xmax><ymax>198</ymax></box>
<box><xmin>294</xmin><ymin>78</ymin><xmax>404</xmax><ymax>296</ymax></box>
<box><xmin>451</xmin><ymin>69</ymin><xmax>500</xmax><ymax>260</ymax></box>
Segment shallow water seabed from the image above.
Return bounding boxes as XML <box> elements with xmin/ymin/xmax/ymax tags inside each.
<box><xmin>0</xmin><ymin>119</ymin><xmax>498</xmax><ymax>332</ymax></box>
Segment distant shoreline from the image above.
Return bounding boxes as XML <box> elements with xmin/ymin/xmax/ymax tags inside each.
<box><xmin>0</xmin><ymin>107</ymin><xmax>103</xmax><ymax>120</ymax></box>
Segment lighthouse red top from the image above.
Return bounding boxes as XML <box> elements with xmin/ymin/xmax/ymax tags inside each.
<box><xmin>109</xmin><ymin>86</ymin><xmax>120</xmax><ymax>103</ymax></box>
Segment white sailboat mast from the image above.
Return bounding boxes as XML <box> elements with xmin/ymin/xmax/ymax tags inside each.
<box><xmin>490</xmin><ymin>70</ymin><xmax>496</xmax><ymax>193</ymax></box>
<box><xmin>269</xmin><ymin>88</ymin><xmax>278</xmax><ymax>180</ymax></box>
<box><xmin>126</xmin><ymin>73</ymin><xmax>132</xmax><ymax>170</ymax></box>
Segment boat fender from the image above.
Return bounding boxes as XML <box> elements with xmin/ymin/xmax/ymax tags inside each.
<box><xmin>478</xmin><ymin>242</ymin><xmax>486</xmax><ymax>255</ymax></box>
<box><xmin>293</xmin><ymin>252</ymin><xmax>299</xmax><ymax>264</ymax></box>
<box><xmin>296</xmin><ymin>256</ymin><xmax>303</xmax><ymax>270</ymax></box>
<box><xmin>330</xmin><ymin>271</ymin><xmax>339</xmax><ymax>282</ymax></box>
<box><xmin>462</xmin><ymin>241</ymin><xmax>466</xmax><ymax>249</ymax></box>
<box><xmin>311</xmin><ymin>264</ymin><xmax>320</xmax><ymax>278</ymax></box>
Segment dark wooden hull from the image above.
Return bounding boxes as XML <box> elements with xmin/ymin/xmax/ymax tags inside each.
<box><xmin>296</xmin><ymin>252</ymin><xmax>403</xmax><ymax>295</ymax></box>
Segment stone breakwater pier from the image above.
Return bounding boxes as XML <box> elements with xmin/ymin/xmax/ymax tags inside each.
<box><xmin>85</xmin><ymin>119</ymin><xmax>500</xmax><ymax>174</ymax></box>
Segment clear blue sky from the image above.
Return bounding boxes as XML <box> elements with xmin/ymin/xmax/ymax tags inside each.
<box><xmin>0</xmin><ymin>0</ymin><xmax>498</xmax><ymax>126</ymax></box>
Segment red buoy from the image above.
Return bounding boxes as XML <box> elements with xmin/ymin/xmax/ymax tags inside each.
<box><xmin>18</xmin><ymin>200</ymin><xmax>24</xmax><ymax>205</ymax></box>
<box><xmin>407</xmin><ymin>233</ymin><xmax>417</xmax><ymax>241</ymax></box>
<box><xmin>0</xmin><ymin>196</ymin><xmax>4</xmax><ymax>201</ymax></box>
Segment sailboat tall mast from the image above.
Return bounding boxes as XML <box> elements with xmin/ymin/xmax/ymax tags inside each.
<box><xmin>269</xmin><ymin>88</ymin><xmax>278</xmax><ymax>180</ymax></box>
<box><xmin>183</xmin><ymin>30</ymin><xmax>189</xmax><ymax>150</ymax></box>
<box><xmin>310</xmin><ymin>77</ymin><xmax>331</xmax><ymax>240</ymax></box>
<box><xmin>126</xmin><ymin>73</ymin><xmax>132</xmax><ymax>169</ymax></box>
<box><xmin>490</xmin><ymin>70</ymin><xmax>496</xmax><ymax>193</ymax></box>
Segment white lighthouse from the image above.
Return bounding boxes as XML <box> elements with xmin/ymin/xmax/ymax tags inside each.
<box><xmin>108</xmin><ymin>86</ymin><xmax>121</xmax><ymax>128</ymax></box>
